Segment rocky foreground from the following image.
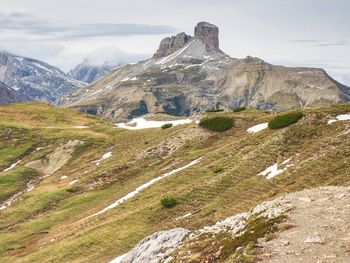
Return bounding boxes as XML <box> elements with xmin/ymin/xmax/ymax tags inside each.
<box><xmin>115</xmin><ymin>186</ymin><xmax>350</xmax><ymax>262</ymax></box>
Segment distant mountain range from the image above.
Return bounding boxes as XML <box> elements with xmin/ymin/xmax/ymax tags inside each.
<box><xmin>0</xmin><ymin>51</ymin><xmax>85</xmax><ymax>104</ymax></box>
<box><xmin>63</xmin><ymin>22</ymin><xmax>350</xmax><ymax>121</ymax></box>
<box><xmin>0</xmin><ymin>81</ymin><xmax>31</xmax><ymax>104</ymax></box>
<box><xmin>67</xmin><ymin>59</ymin><xmax>116</xmax><ymax>84</ymax></box>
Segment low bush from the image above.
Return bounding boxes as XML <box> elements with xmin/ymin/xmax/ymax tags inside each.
<box><xmin>233</xmin><ymin>107</ymin><xmax>246</xmax><ymax>112</ymax></box>
<box><xmin>199</xmin><ymin>117</ymin><xmax>234</xmax><ymax>132</ymax></box>
<box><xmin>161</xmin><ymin>196</ymin><xmax>177</xmax><ymax>208</ymax></box>
<box><xmin>268</xmin><ymin>111</ymin><xmax>303</xmax><ymax>129</ymax></box>
<box><xmin>161</xmin><ymin>123</ymin><xmax>173</xmax><ymax>129</ymax></box>
<box><xmin>213</xmin><ymin>166</ymin><xmax>223</xmax><ymax>173</ymax></box>
<box><xmin>206</xmin><ymin>109</ymin><xmax>224</xmax><ymax>113</ymax></box>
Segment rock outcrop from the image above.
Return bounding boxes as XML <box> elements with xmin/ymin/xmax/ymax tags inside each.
<box><xmin>110</xmin><ymin>186</ymin><xmax>350</xmax><ymax>262</ymax></box>
<box><xmin>63</xmin><ymin>22</ymin><xmax>350</xmax><ymax>121</ymax></box>
<box><xmin>194</xmin><ymin>21</ymin><xmax>219</xmax><ymax>49</ymax></box>
<box><xmin>153</xmin><ymin>32</ymin><xmax>194</xmax><ymax>58</ymax></box>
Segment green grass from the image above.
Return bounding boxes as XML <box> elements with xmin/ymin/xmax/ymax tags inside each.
<box><xmin>233</xmin><ymin>107</ymin><xmax>246</xmax><ymax>112</ymax></box>
<box><xmin>268</xmin><ymin>111</ymin><xmax>303</xmax><ymax>129</ymax></box>
<box><xmin>206</xmin><ymin>109</ymin><xmax>224</xmax><ymax>113</ymax></box>
<box><xmin>160</xmin><ymin>196</ymin><xmax>178</xmax><ymax>208</ymax></box>
<box><xmin>212</xmin><ymin>166</ymin><xmax>223</xmax><ymax>173</ymax></box>
<box><xmin>0</xmin><ymin>102</ymin><xmax>349</xmax><ymax>262</ymax></box>
<box><xmin>0</xmin><ymin>167</ymin><xmax>36</xmax><ymax>201</ymax></box>
<box><xmin>161</xmin><ymin>123</ymin><xmax>173</xmax><ymax>129</ymax></box>
<box><xmin>199</xmin><ymin>116</ymin><xmax>234</xmax><ymax>132</ymax></box>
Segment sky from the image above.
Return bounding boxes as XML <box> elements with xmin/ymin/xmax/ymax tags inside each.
<box><xmin>0</xmin><ymin>0</ymin><xmax>349</xmax><ymax>85</ymax></box>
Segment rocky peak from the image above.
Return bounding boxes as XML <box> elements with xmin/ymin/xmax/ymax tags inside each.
<box><xmin>194</xmin><ymin>21</ymin><xmax>219</xmax><ymax>49</ymax></box>
<box><xmin>153</xmin><ymin>32</ymin><xmax>193</xmax><ymax>58</ymax></box>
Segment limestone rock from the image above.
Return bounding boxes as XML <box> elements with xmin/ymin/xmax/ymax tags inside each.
<box><xmin>154</xmin><ymin>32</ymin><xmax>194</xmax><ymax>58</ymax></box>
<box><xmin>194</xmin><ymin>21</ymin><xmax>219</xmax><ymax>49</ymax></box>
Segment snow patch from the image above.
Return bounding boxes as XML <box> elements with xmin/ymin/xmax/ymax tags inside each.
<box><xmin>176</xmin><ymin>213</ymin><xmax>192</xmax><ymax>221</ymax></box>
<box><xmin>60</xmin><ymin>176</ymin><xmax>68</xmax><ymax>180</ymax></box>
<box><xmin>258</xmin><ymin>158</ymin><xmax>292</xmax><ymax>179</ymax></box>
<box><xmin>327</xmin><ymin>113</ymin><xmax>350</xmax><ymax>124</ymax></box>
<box><xmin>92</xmin><ymin>152</ymin><xmax>113</xmax><ymax>166</ymax></box>
<box><xmin>2</xmin><ymin>160</ymin><xmax>21</xmax><ymax>173</ymax></box>
<box><xmin>247</xmin><ymin>123</ymin><xmax>268</xmax><ymax>133</ymax></box>
<box><xmin>82</xmin><ymin>157</ymin><xmax>202</xmax><ymax>220</ymax></box>
<box><xmin>73</xmin><ymin>126</ymin><xmax>88</xmax><ymax>129</ymax></box>
<box><xmin>69</xmin><ymin>179</ymin><xmax>79</xmax><ymax>186</ymax></box>
<box><xmin>116</xmin><ymin>117</ymin><xmax>192</xmax><ymax>130</ymax></box>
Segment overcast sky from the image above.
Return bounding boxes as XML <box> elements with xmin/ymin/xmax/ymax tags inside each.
<box><xmin>0</xmin><ymin>0</ymin><xmax>349</xmax><ymax>85</ymax></box>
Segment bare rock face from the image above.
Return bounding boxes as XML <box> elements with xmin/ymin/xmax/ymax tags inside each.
<box><xmin>0</xmin><ymin>81</ymin><xmax>31</xmax><ymax>104</ymax></box>
<box><xmin>194</xmin><ymin>21</ymin><xmax>219</xmax><ymax>49</ymax></box>
<box><xmin>154</xmin><ymin>32</ymin><xmax>194</xmax><ymax>58</ymax></box>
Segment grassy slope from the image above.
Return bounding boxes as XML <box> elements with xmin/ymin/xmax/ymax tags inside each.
<box><xmin>0</xmin><ymin>102</ymin><xmax>349</xmax><ymax>262</ymax></box>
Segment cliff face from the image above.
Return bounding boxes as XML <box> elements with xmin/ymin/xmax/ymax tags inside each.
<box><xmin>194</xmin><ymin>21</ymin><xmax>219</xmax><ymax>49</ymax></box>
<box><xmin>0</xmin><ymin>81</ymin><xmax>31</xmax><ymax>104</ymax></box>
<box><xmin>153</xmin><ymin>32</ymin><xmax>194</xmax><ymax>58</ymax></box>
<box><xmin>62</xmin><ymin>22</ymin><xmax>350</xmax><ymax>121</ymax></box>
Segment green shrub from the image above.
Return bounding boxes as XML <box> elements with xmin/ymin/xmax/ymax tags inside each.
<box><xmin>213</xmin><ymin>166</ymin><xmax>223</xmax><ymax>173</ymax></box>
<box><xmin>199</xmin><ymin>117</ymin><xmax>234</xmax><ymax>132</ymax></box>
<box><xmin>161</xmin><ymin>123</ymin><xmax>173</xmax><ymax>129</ymax></box>
<box><xmin>233</xmin><ymin>107</ymin><xmax>246</xmax><ymax>112</ymax></box>
<box><xmin>160</xmin><ymin>196</ymin><xmax>177</xmax><ymax>208</ymax></box>
<box><xmin>268</xmin><ymin>111</ymin><xmax>303</xmax><ymax>129</ymax></box>
<box><xmin>206</xmin><ymin>109</ymin><xmax>224</xmax><ymax>113</ymax></box>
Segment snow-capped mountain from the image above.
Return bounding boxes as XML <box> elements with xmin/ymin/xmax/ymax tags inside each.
<box><xmin>0</xmin><ymin>51</ymin><xmax>85</xmax><ymax>103</ymax></box>
<box><xmin>67</xmin><ymin>59</ymin><xmax>115</xmax><ymax>84</ymax></box>
<box><xmin>0</xmin><ymin>81</ymin><xmax>32</xmax><ymax>104</ymax></box>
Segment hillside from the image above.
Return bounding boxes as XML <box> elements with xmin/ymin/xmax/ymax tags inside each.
<box><xmin>0</xmin><ymin>102</ymin><xmax>349</xmax><ymax>262</ymax></box>
<box><xmin>63</xmin><ymin>22</ymin><xmax>350</xmax><ymax>121</ymax></box>
<box><xmin>0</xmin><ymin>51</ymin><xmax>85</xmax><ymax>103</ymax></box>
<box><xmin>0</xmin><ymin>81</ymin><xmax>32</xmax><ymax>104</ymax></box>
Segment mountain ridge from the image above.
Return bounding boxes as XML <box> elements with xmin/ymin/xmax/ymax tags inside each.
<box><xmin>0</xmin><ymin>50</ymin><xmax>85</xmax><ymax>103</ymax></box>
<box><xmin>63</xmin><ymin>22</ymin><xmax>350</xmax><ymax>121</ymax></box>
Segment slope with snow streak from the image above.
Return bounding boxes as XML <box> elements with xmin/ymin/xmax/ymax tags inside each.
<box><xmin>258</xmin><ymin>158</ymin><xmax>292</xmax><ymax>179</ymax></box>
<box><xmin>327</xmin><ymin>113</ymin><xmax>350</xmax><ymax>124</ymax></box>
<box><xmin>247</xmin><ymin>123</ymin><xmax>268</xmax><ymax>133</ymax></box>
<box><xmin>82</xmin><ymin>157</ymin><xmax>203</xmax><ymax>220</ymax></box>
<box><xmin>92</xmin><ymin>151</ymin><xmax>113</xmax><ymax>166</ymax></box>
<box><xmin>116</xmin><ymin>118</ymin><xmax>193</xmax><ymax>130</ymax></box>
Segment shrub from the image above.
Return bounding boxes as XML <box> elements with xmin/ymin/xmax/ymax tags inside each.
<box><xmin>199</xmin><ymin>117</ymin><xmax>234</xmax><ymax>132</ymax></box>
<box><xmin>268</xmin><ymin>111</ymin><xmax>303</xmax><ymax>129</ymax></box>
<box><xmin>161</xmin><ymin>196</ymin><xmax>177</xmax><ymax>208</ymax></box>
<box><xmin>213</xmin><ymin>166</ymin><xmax>223</xmax><ymax>173</ymax></box>
<box><xmin>206</xmin><ymin>109</ymin><xmax>224</xmax><ymax>113</ymax></box>
<box><xmin>161</xmin><ymin>123</ymin><xmax>173</xmax><ymax>129</ymax></box>
<box><xmin>233</xmin><ymin>107</ymin><xmax>246</xmax><ymax>112</ymax></box>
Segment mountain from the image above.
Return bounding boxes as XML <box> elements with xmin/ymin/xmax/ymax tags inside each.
<box><xmin>0</xmin><ymin>81</ymin><xmax>31</xmax><ymax>104</ymax></box>
<box><xmin>0</xmin><ymin>51</ymin><xmax>85</xmax><ymax>103</ymax></box>
<box><xmin>67</xmin><ymin>59</ymin><xmax>115</xmax><ymax>84</ymax></box>
<box><xmin>0</xmin><ymin>102</ymin><xmax>349</xmax><ymax>262</ymax></box>
<box><xmin>63</xmin><ymin>22</ymin><xmax>350</xmax><ymax>121</ymax></box>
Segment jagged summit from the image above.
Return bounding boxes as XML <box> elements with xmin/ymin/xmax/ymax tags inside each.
<box><xmin>63</xmin><ymin>22</ymin><xmax>350</xmax><ymax>121</ymax></box>
<box><xmin>153</xmin><ymin>22</ymin><xmax>221</xmax><ymax>59</ymax></box>
<box><xmin>194</xmin><ymin>21</ymin><xmax>219</xmax><ymax>49</ymax></box>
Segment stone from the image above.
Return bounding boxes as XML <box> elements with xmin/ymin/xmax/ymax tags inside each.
<box><xmin>153</xmin><ymin>32</ymin><xmax>194</xmax><ymax>58</ymax></box>
<box><xmin>194</xmin><ymin>22</ymin><xmax>219</xmax><ymax>49</ymax></box>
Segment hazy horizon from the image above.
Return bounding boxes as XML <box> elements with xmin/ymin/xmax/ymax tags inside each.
<box><xmin>0</xmin><ymin>0</ymin><xmax>349</xmax><ymax>85</ymax></box>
